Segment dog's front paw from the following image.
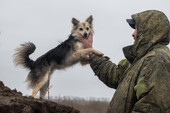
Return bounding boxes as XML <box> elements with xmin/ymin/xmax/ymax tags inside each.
<box><xmin>93</xmin><ymin>50</ymin><xmax>104</xmax><ymax>56</ymax></box>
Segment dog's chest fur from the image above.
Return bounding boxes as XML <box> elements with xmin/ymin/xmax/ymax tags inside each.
<box><xmin>75</xmin><ymin>41</ymin><xmax>84</xmax><ymax>50</ymax></box>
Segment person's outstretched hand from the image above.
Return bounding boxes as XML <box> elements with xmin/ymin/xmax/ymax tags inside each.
<box><xmin>79</xmin><ymin>34</ymin><xmax>93</xmax><ymax>48</ymax></box>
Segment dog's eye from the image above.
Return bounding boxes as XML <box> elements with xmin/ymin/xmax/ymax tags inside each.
<box><xmin>86</xmin><ymin>27</ymin><xmax>89</xmax><ymax>31</ymax></box>
<box><xmin>79</xmin><ymin>28</ymin><xmax>83</xmax><ymax>31</ymax></box>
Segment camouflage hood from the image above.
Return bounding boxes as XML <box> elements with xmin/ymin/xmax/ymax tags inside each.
<box><xmin>123</xmin><ymin>10</ymin><xmax>170</xmax><ymax>63</ymax></box>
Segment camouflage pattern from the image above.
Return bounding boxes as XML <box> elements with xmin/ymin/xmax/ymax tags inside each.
<box><xmin>90</xmin><ymin>10</ymin><xmax>170</xmax><ymax>113</ymax></box>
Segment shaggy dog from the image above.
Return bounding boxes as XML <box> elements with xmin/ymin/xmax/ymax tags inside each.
<box><xmin>13</xmin><ymin>15</ymin><xmax>103</xmax><ymax>98</ymax></box>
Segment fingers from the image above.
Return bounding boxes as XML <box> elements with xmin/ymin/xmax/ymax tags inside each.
<box><xmin>78</xmin><ymin>33</ymin><xmax>93</xmax><ymax>48</ymax></box>
<box><xmin>88</xmin><ymin>34</ymin><xmax>93</xmax><ymax>42</ymax></box>
<box><xmin>88</xmin><ymin>34</ymin><xmax>92</xmax><ymax>40</ymax></box>
<box><xmin>79</xmin><ymin>34</ymin><xmax>84</xmax><ymax>40</ymax></box>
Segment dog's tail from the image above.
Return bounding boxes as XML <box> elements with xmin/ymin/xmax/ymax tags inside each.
<box><xmin>13</xmin><ymin>42</ymin><xmax>36</xmax><ymax>70</ymax></box>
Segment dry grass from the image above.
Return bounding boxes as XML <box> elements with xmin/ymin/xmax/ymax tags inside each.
<box><xmin>55</xmin><ymin>100</ymin><xmax>109</xmax><ymax>113</ymax></box>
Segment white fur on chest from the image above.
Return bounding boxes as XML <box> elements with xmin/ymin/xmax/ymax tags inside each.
<box><xmin>75</xmin><ymin>42</ymin><xmax>84</xmax><ymax>50</ymax></box>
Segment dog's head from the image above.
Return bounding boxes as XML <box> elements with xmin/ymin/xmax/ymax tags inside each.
<box><xmin>71</xmin><ymin>15</ymin><xmax>93</xmax><ymax>39</ymax></box>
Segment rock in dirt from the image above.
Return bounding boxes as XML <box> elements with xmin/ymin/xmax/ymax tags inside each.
<box><xmin>0</xmin><ymin>81</ymin><xmax>79</xmax><ymax>113</ymax></box>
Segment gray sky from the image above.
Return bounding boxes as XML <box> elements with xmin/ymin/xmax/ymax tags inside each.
<box><xmin>0</xmin><ymin>0</ymin><xmax>170</xmax><ymax>100</ymax></box>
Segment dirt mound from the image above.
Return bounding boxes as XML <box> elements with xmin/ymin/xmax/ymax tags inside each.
<box><xmin>0</xmin><ymin>81</ymin><xmax>79</xmax><ymax>113</ymax></box>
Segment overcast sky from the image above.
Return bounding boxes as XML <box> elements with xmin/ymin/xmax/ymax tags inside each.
<box><xmin>0</xmin><ymin>0</ymin><xmax>170</xmax><ymax>100</ymax></box>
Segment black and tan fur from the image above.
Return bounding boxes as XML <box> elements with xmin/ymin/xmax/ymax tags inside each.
<box><xmin>13</xmin><ymin>15</ymin><xmax>103</xmax><ymax>99</ymax></box>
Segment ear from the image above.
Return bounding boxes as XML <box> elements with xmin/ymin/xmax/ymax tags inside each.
<box><xmin>86</xmin><ymin>15</ymin><xmax>93</xmax><ymax>24</ymax></box>
<box><xmin>72</xmin><ymin>18</ymin><xmax>79</xmax><ymax>26</ymax></box>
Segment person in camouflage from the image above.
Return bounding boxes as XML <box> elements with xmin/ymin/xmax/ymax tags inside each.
<box><xmin>79</xmin><ymin>10</ymin><xmax>170</xmax><ymax>113</ymax></box>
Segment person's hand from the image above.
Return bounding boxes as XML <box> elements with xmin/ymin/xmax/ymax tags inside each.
<box><xmin>79</xmin><ymin>34</ymin><xmax>95</xmax><ymax>58</ymax></box>
<box><xmin>79</xmin><ymin>34</ymin><xmax>93</xmax><ymax>48</ymax></box>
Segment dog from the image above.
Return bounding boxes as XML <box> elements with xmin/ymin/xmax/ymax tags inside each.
<box><xmin>13</xmin><ymin>15</ymin><xmax>103</xmax><ymax>99</ymax></box>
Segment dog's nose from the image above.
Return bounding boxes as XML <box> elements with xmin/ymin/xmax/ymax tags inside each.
<box><xmin>83</xmin><ymin>33</ymin><xmax>88</xmax><ymax>38</ymax></box>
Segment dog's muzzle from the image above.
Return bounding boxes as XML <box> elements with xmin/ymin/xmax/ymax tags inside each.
<box><xmin>83</xmin><ymin>33</ymin><xmax>88</xmax><ymax>39</ymax></box>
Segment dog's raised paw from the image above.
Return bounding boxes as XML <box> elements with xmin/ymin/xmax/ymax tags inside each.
<box><xmin>94</xmin><ymin>50</ymin><xmax>104</xmax><ymax>56</ymax></box>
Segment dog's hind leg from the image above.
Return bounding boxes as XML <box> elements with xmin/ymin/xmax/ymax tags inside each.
<box><xmin>39</xmin><ymin>78</ymin><xmax>50</xmax><ymax>99</ymax></box>
<box><xmin>32</xmin><ymin>72</ymin><xmax>49</xmax><ymax>98</ymax></box>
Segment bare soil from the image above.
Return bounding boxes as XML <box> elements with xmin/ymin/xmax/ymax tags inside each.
<box><xmin>0</xmin><ymin>81</ymin><xmax>79</xmax><ymax>113</ymax></box>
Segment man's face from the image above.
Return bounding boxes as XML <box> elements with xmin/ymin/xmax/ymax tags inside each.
<box><xmin>132</xmin><ymin>25</ymin><xmax>137</xmax><ymax>41</ymax></box>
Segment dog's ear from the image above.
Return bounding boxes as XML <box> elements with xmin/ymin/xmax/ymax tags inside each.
<box><xmin>72</xmin><ymin>18</ymin><xmax>79</xmax><ymax>26</ymax></box>
<box><xmin>86</xmin><ymin>15</ymin><xmax>93</xmax><ymax>24</ymax></box>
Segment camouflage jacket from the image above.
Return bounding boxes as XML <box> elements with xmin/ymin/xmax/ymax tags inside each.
<box><xmin>90</xmin><ymin>10</ymin><xmax>170</xmax><ymax>113</ymax></box>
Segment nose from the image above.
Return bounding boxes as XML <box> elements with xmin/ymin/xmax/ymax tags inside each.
<box><xmin>132</xmin><ymin>30</ymin><xmax>137</xmax><ymax>41</ymax></box>
<box><xmin>132</xmin><ymin>32</ymin><xmax>135</xmax><ymax>38</ymax></box>
<box><xmin>83</xmin><ymin>33</ymin><xmax>88</xmax><ymax>38</ymax></box>
<box><xmin>132</xmin><ymin>26</ymin><xmax>137</xmax><ymax>41</ymax></box>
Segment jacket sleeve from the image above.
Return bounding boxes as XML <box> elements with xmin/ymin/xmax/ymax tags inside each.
<box><xmin>90</xmin><ymin>55</ymin><xmax>130</xmax><ymax>89</ymax></box>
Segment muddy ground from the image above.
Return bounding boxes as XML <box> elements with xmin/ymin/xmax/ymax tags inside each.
<box><xmin>0</xmin><ymin>81</ymin><xmax>79</xmax><ymax>113</ymax></box>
